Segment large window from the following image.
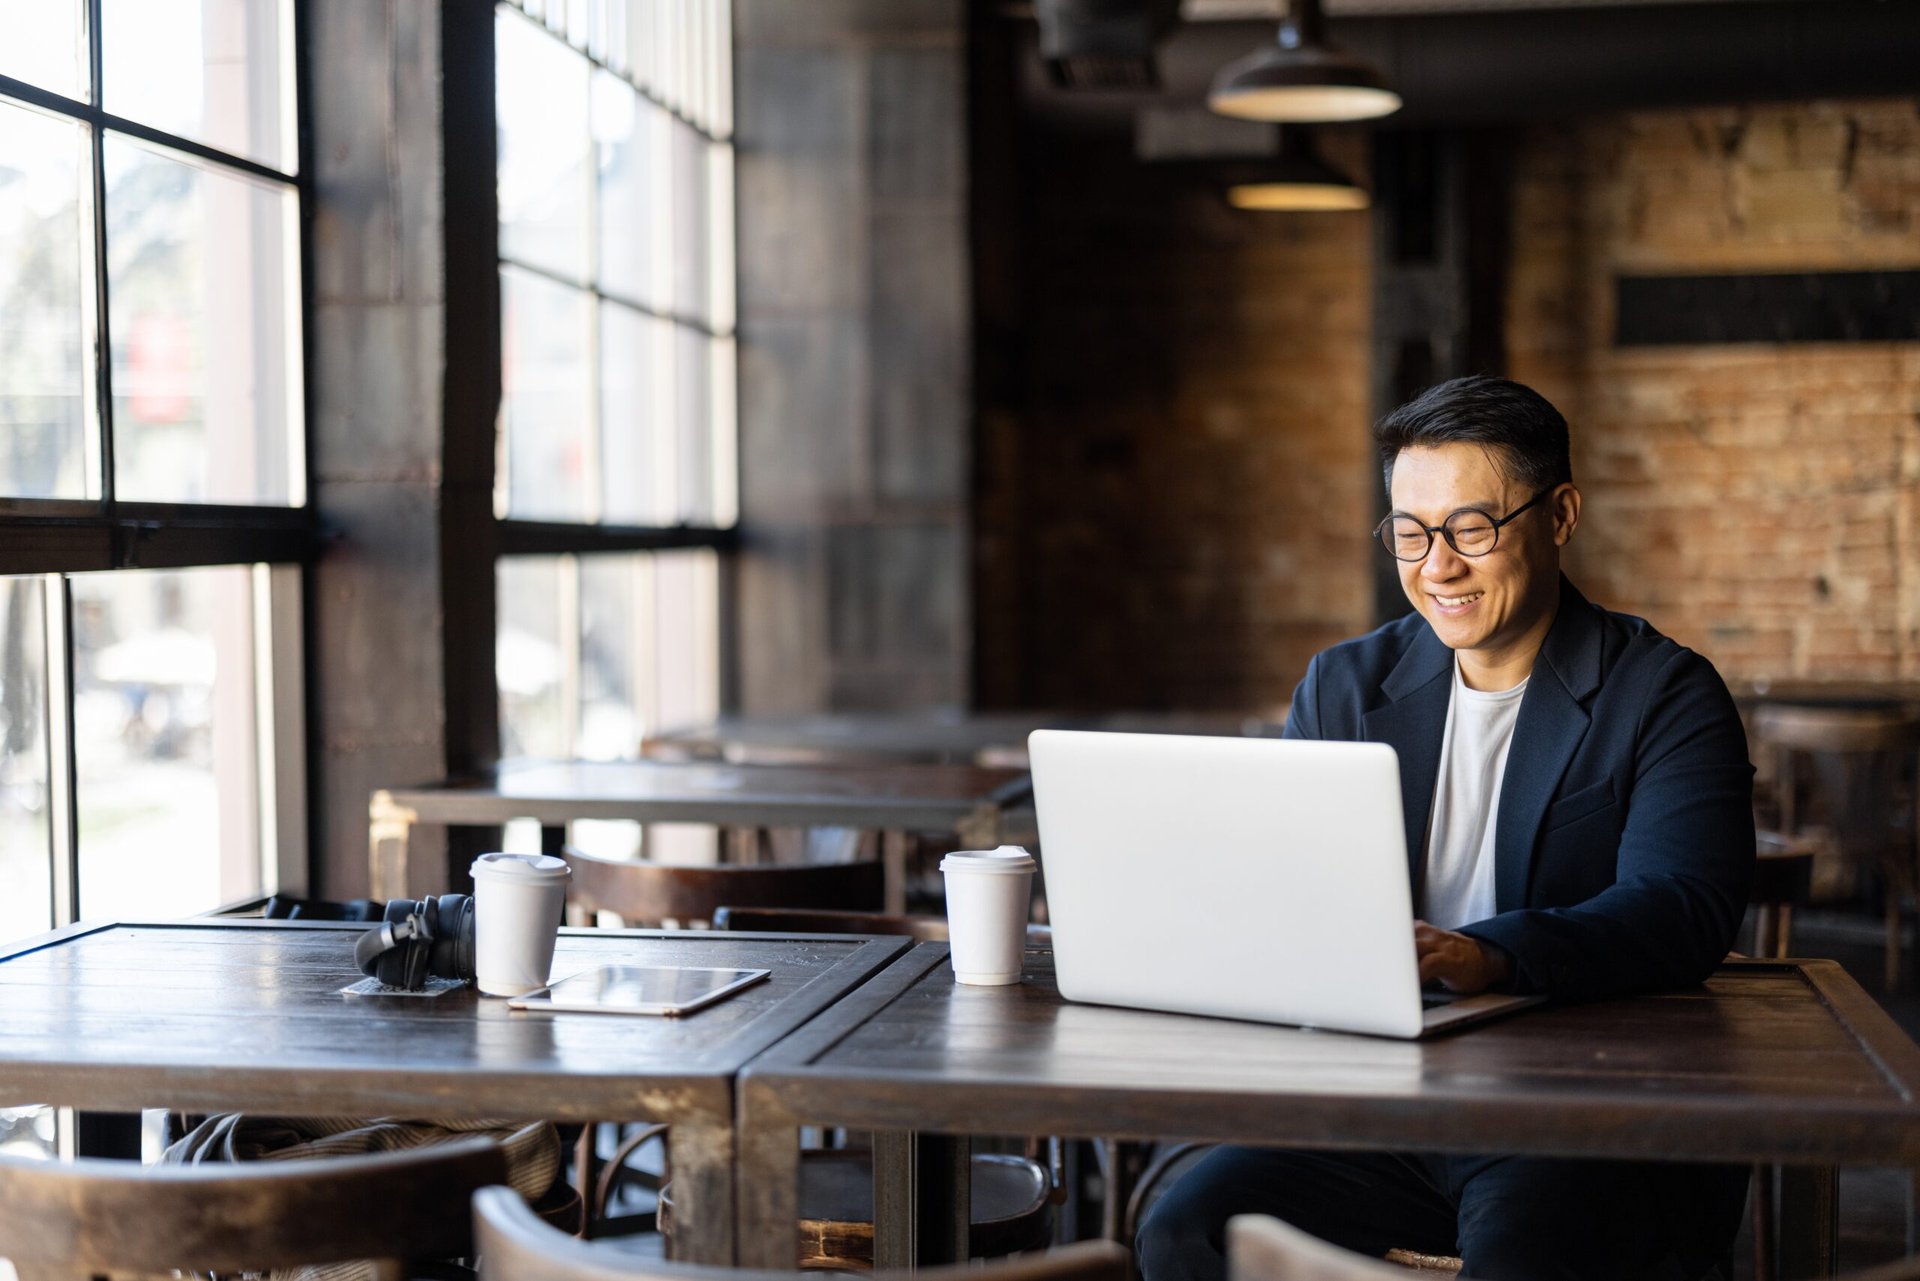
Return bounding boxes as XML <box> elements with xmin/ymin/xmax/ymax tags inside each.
<box><xmin>0</xmin><ymin>0</ymin><xmax>310</xmax><ymax>996</ymax></box>
<box><xmin>493</xmin><ymin>0</ymin><xmax>734</xmax><ymax>783</ymax></box>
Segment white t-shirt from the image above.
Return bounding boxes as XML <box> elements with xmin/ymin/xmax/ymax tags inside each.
<box><xmin>1422</xmin><ymin>657</ymin><xmax>1529</xmax><ymax>931</ymax></box>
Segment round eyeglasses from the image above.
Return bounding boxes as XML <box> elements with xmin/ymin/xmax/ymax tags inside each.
<box><xmin>1373</xmin><ymin>487</ymin><xmax>1555</xmax><ymax>562</ymax></box>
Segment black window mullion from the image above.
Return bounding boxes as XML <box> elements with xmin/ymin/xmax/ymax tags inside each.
<box><xmin>0</xmin><ymin>506</ymin><xmax>322</xmax><ymax>576</ymax></box>
<box><xmin>294</xmin><ymin>0</ymin><xmax>317</xmax><ymax>511</ymax></box>
<box><xmin>495</xmin><ymin>519</ymin><xmax>737</xmax><ymax>558</ymax></box>
<box><xmin>0</xmin><ymin>84</ymin><xmax>301</xmax><ymax>192</ymax></box>
<box><xmin>85</xmin><ymin>0</ymin><xmax>113</xmax><ymax>516</ymax></box>
<box><xmin>498</xmin><ymin>254</ymin><xmax>727</xmax><ymax>339</ymax></box>
<box><xmin>44</xmin><ymin>575</ymin><xmax>79</xmax><ymax>927</ymax></box>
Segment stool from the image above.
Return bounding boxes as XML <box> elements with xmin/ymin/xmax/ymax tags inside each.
<box><xmin>660</xmin><ymin>1150</ymin><xmax>1052</xmax><ymax>1268</ymax></box>
<box><xmin>1751</xmin><ymin>833</ymin><xmax>1816</xmax><ymax>959</ymax></box>
<box><xmin>1753</xmin><ymin>703</ymin><xmax>1920</xmax><ymax>988</ymax></box>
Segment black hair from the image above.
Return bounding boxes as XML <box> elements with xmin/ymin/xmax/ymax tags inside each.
<box><xmin>1373</xmin><ymin>375</ymin><xmax>1573</xmax><ymax>496</ymax></box>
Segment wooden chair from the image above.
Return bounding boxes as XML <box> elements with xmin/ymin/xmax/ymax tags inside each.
<box><xmin>564</xmin><ymin>849</ymin><xmax>887</xmax><ymax>1237</ymax></box>
<box><xmin>0</xmin><ymin>1137</ymin><xmax>505</xmax><ymax>1281</ymax></box>
<box><xmin>1751</xmin><ymin>832</ymin><xmax>1816</xmax><ymax>959</ymax></box>
<box><xmin>1228</xmin><ymin>1214</ymin><xmax>1425</xmax><ymax>1281</ymax></box>
<box><xmin>1227</xmin><ymin>1209</ymin><xmax>1920</xmax><ymax>1281</ymax></box>
<box><xmin>475</xmin><ymin>1184</ymin><xmax>1128</xmax><ymax>1281</ymax></box>
<box><xmin>565</xmin><ymin>846</ymin><xmax>886</xmax><ymax>928</ymax></box>
<box><xmin>1746</xmin><ymin>832</ymin><xmax>1814</xmax><ymax>1281</ymax></box>
<box><xmin>656</xmin><ymin>1149</ymin><xmax>1053</xmax><ymax>1269</ymax></box>
<box><xmin>1752</xmin><ymin>703</ymin><xmax>1920</xmax><ymax>987</ymax></box>
<box><xmin>1124</xmin><ymin>1146</ymin><xmax>1468</xmax><ymax>1275</ymax></box>
<box><xmin>688</xmin><ymin>911</ymin><xmax>1054</xmax><ymax>1269</ymax></box>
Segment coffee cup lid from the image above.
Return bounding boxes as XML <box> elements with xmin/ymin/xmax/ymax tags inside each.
<box><xmin>939</xmin><ymin>844</ymin><xmax>1035</xmax><ymax>874</ymax></box>
<box><xmin>470</xmin><ymin>852</ymin><xmax>572</xmax><ymax>882</ymax></box>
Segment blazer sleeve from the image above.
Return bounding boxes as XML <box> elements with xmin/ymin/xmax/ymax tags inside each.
<box><xmin>1458</xmin><ymin>648</ymin><xmax>1755</xmax><ymax>1001</ymax></box>
<box><xmin>1281</xmin><ymin>655</ymin><xmax>1324</xmax><ymax>741</ymax></box>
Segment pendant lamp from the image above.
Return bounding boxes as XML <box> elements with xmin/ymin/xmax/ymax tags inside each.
<box><xmin>1223</xmin><ymin>129</ymin><xmax>1368</xmax><ymax>211</ymax></box>
<box><xmin>1208</xmin><ymin>0</ymin><xmax>1401</xmax><ymax>124</ymax></box>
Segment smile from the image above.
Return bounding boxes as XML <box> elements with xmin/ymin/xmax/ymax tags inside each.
<box><xmin>1433</xmin><ymin>591</ymin><xmax>1484</xmax><ymax>608</ymax></box>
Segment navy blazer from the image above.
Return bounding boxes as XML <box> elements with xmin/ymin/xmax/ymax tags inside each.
<box><xmin>1283</xmin><ymin>575</ymin><xmax>1754</xmax><ymax>1001</ymax></box>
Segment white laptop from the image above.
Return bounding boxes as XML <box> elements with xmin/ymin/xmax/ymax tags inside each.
<box><xmin>1027</xmin><ymin>730</ymin><xmax>1542</xmax><ymax>1039</ymax></box>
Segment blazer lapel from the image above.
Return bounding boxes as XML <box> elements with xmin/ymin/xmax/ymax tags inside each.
<box><xmin>1493</xmin><ymin>575</ymin><xmax>1605</xmax><ymax>912</ymax></box>
<box><xmin>1362</xmin><ymin>627</ymin><xmax>1454</xmax><ymax>899</ymax></box>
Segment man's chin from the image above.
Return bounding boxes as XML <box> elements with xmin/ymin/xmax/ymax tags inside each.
<box><xmin>1422</xmin><ymin>613</ymin><xmax>1486</xmax><ymax>652</ymax></box>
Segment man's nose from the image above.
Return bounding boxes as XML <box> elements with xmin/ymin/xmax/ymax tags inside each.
<box><xmin>1420</xmin><ymin>535</ymin><xmax>1467</xmax><ymax>580</ymax></box>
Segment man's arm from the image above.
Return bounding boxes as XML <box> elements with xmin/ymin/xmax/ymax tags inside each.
<box><xmin>1280</xmin><ymin>656</ymin><xmax>1323</xmax><ymax>741</ymax></box>
<box><xmin>1455</xmin><ymin>648</ymin><xmax>1755</xmax><ymax>1002</ymax></box>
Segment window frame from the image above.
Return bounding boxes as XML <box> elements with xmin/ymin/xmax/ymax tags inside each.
<box><xmin>489</xmin><ymin>0</ymin><xmax>739</xmax><ymax>764</ymax></box>
<box><xmin>0</xmin><ymin>0</ymin><xmax>319</xmax><ymax>931</ymax></box>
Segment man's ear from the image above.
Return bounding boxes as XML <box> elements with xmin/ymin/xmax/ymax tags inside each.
<box><xmin>1552</xmin><ymin>484</ymin><xmax>1582</xmax><ymax>547</ymax></box>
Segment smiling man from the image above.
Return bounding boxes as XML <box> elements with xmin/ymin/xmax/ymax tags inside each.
<box><xmin>1136</xmin><ymin>376</ymin><xmax>1755</xmax><ymax>1281</ymax></box>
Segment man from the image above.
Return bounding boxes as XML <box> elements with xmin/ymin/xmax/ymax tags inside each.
<box><xmin>1136</xmin><ymin>376</ymin><xmax>1754</xmax><ymax>1281</ymax></box>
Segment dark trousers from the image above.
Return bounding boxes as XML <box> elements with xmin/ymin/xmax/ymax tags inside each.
<box><xmin>1134</xmin><ymin>1146</ymin><xmax>1749</xmax><ymax>1281</ymax></box>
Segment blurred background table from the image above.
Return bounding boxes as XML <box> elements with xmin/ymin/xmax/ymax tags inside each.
<box><xmin>370</xmin><ymin>758</ymin><xmax>1032</xmax><ymax>909</ymax></box>
<box><xmin>644</xmin><ymin>708</ymin><xmax>1285</xmax><ymax>770</ymax></box>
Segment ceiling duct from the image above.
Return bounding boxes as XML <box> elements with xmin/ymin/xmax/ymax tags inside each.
<box><xmin>1036</xmin><ymin>0</ymin><xmax>1184</xmax><ymax>89</ymax></box>
<box><xmin>1017</xmin><ymin>1</ymin><xmax>1920</xmax><ymax>132</ymax></box>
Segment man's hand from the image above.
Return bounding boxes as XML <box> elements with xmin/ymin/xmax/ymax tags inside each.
<box><xmin>1414</xmin><ymin>921</ymin><xmax>1513</xmax><ymax>994</ymax></box>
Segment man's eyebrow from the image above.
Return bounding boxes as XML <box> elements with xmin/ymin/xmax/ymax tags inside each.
<box><xmin>1388</xmin><ymin>500</ymin><xmax>1505</xmax><ymax>518</ymax></box>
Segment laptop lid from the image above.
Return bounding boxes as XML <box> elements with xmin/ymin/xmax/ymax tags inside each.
<box><xmin>1029</xmin><ymin>729</ymin><xmax>1430</xmax><ymax>1039</ymax></box>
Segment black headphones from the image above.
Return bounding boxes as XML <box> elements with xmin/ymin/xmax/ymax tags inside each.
<box><xmin>354</xmin><ymin>894</ymin><xmax>476</xmax><ymax>990</ymax></box>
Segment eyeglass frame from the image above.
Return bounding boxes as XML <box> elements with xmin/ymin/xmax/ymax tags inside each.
<box><xmin>1372</xmin><ymin>485</ymin><xmax>1559</xmax><ymax>562</ymax></box>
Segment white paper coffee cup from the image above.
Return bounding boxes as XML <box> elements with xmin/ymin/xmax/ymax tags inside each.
<box><xmin>470</xmin><ymin>852</ymin><xmax>572</xmax><ymax>997</ymax></box>
<box><xmin>940</xmin><ymin>845</ymin><xmax>1036</xmax><ymax>986</ymax></box>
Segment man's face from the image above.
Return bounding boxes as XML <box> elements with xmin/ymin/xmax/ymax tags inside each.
<box><xmin>1387</xmin><ymin>443</ymin><xmax>1575</xmax><ymax>662</ymax></box>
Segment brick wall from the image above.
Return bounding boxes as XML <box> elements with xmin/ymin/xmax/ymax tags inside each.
<box><xmin>974</xmin><ymin>131</ymin><xmax>1375</xmax><ymax>712</ymax></box>
<box><xmin>1508</xmin><ymin>99</ymin><xmax>1920</xmax><ymax>683</ymax></box>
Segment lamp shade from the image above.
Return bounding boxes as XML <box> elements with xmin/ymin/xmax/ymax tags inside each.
<box><xmin>1208</xmin><ymin>0</ymin><xmax>1401</xmax><ymax>123</ymax></box>
<box><xmin>1221</xmin><ymin>130</ymin><xmax>1368</xmax><ymax>212</ymax></box>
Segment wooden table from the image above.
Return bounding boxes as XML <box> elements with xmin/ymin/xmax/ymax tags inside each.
<box><xmin>1731</xmin><ymin>681</ymin><xmax>1920</xmax><ymax>710</ymax></box>
<box><xmin>738</xmin><ymin>945</ymin><xmax>1920</xmax><ymax>1275</ymax></box>
<box><xmin>369</xmin><ymin>758</ymin><xmax>1032</xmax><ymax>908</ymax></box>
<box><xmin>0</xmin><ymin>918</ymin><xmax>908</xmax><ymax>1264</ymax></box>
<box><xmin>644</xmin><ymin>710</ymin><xmax>1280</xmax><ymax>769</ymax></box>
<box><xmin>644</xmin><ymin>711</ymin><xmax>1069</xmax><ymax>765</ymax></box>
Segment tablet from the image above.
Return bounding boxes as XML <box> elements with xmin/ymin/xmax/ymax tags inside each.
<box><xmin>506</xmin><ymin>965</ymin><xmax>771</xmax><ymax>1016</ymax></box>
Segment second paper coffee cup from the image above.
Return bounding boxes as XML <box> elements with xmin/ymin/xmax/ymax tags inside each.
<box><xmin>470</xmin><ymin>852</ymin><xmax>572</xmax><ymax>996</ymax></box>
<box><xmin>940</xmin><ymin>844</ymin><xmax>1036</xmax><ymax>986</ymax></box>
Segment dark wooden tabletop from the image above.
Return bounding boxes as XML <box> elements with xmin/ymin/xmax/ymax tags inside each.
<box><xmin>644</xmin><ymin>711</ymin><xmax>1279</xmax><ymax>767</ymax></box>
<box><xmin>736</xmin><ymin>945</ymin><xmax>1920</xmax><ymax>1267</ymax></box>
<box><xmin>1731</xmin><ymin>680</ymin><xmax>1920</xmax><ymax>709</ymax></box>
<box><xmin>644</xmin><ymin>712</ymin><xmax>1069</xmax><ymax>764</ymax></box>
<box><xmin>743</xmin><ymin>943</ymin><xmax>1920</xmax><ymax>1166</ymax></box>
<box><xmin>0</xmin><ymin>919</ymin><xmax>907</xmax><ymax>1120</ymax></box>
<box><xmin>376</xmin><ymin>758</ymin><xmax>1032</xmax><ymax>829</ymax></box>
<box><xmin>0</xmin><ymin>919</ymin><xmax>909</xmax><ymax>1265</ymax></box>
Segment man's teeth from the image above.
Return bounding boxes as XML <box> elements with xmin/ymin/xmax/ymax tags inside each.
<box><xmin>1437</xmin><ymin>592</ymin><xmax>1484</xmax><ymax>607</ymax></box>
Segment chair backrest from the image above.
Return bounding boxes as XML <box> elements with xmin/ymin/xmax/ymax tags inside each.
<box><xmin>1753</xmin><ymin>704</ymin><xmax>1920</xmax><ymax>754</ymax></box>
<box><xmin>474</xmin><ymin>1185</ymin><xmax>1126</xmax><ymax>1281</ymax></box>
<box><xmin>0</xmin><ymin>1138</ymin><xmax>506</xmax><ymax>1280</ymax></box>
<box><xmin>712</xmin><ymin>905</ymin><xmax>1053</xmax><ymax>948</ymax></box>
<box><xmin>1753</xmin><ymin>704</ymin><xmax>1920</xmax><ymax>840</ymax></box>
<box><xmin>565</xmin><ymin>846</ymin><xmax>886</xmax><ymax>927</ymax></box>
<box><xmin>1227</xmin><ymin>1214</ymin><xmax>1417</xmax><ymax>1281</ymax></box>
